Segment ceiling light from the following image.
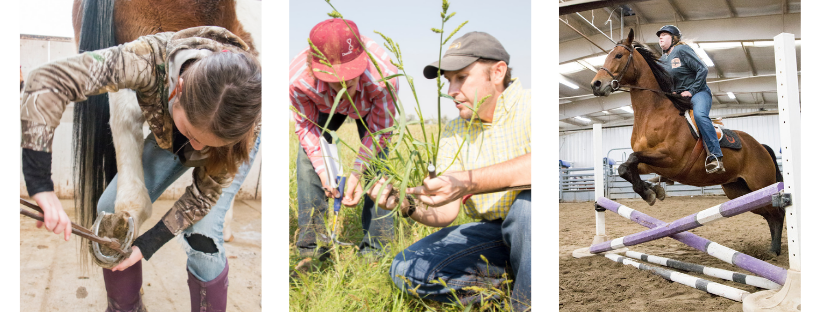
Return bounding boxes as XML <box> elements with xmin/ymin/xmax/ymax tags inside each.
<box><xmin>727</xmin><ymin>92</ymin><xmax>736</xmax><ymax>99</ymax></box>
<box><xmin>559</xmin><ymin>62</ymin><xmax>585</xmax><ymax>74</ymax></box>
<box><xmin>692</xmin><ymin>45</ymin><xmax>715</xmax><ymax>67</ymax></box>
<box><xmin>559</xmin><ymin>76</ymin><xmax>579</xmax><ymax>89</ymax></box>
<box><xmin>602</xmin><ymin>110</ymin><xmax>610</xmax><ymax>115</ymax></box>
<box><xmin>583</xmin><ymin>54</ymin><xmax>609</xmax><ymax>67</ymax></box>
<box><xmin>574</xmin><ymin>116</ymin><xmax>591</xmax><ymax>123</ymax></box>
<box><xmin>697</xmin><ymin>42</ymin><xmax>742</xmax><ymax>49</ymax></box>
<box><xmin>618</xmin><ymin>106</ymin><xmax>634</xmax><ymax>114</ymax></box>
<box><xmin>750</xmin><ymin>41</ymin><xmax>774</xmax><ymax>47</ymax></box>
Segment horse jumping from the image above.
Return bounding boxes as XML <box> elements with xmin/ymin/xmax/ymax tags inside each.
<box><xmin>70</xmin><ymin>0</ymin><xmax>257</xmax><ymax>267</ymax></box>
<box><xmin>589</xmin><ymin>29</ymin><xmax>785</xmax><ymax>256</ymax></box>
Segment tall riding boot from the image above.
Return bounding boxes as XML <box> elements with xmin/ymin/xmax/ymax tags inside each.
<box><xmin>187</xmin><ymin>262</ymin><xmax>229</xmax><ymax>312</ymax></box>
<box><xmin>102</xmin><ymin>260</ymin><xmax>147</xmax><ymax>312</ymax></box>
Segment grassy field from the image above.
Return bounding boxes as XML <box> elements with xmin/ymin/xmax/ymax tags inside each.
<box><xmin>288</xmin><ymin>122</ymin><xmax>513</xmax><ymax>311</ymax></box>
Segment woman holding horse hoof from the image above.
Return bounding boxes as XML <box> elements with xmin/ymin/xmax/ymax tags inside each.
<box><xmin>657</xmin><ymin>25</ymin><xmax>723</xmax><ymax>174</ymax></box>
<box><xmin>289</xmin><ymin>18</ymin><xmax>398</xmax><ymax>264</ymax></box>
<box><xmin>21</xmin><ymin>26</ymin><xmax>261</xmax><ymax>311</ymax></box>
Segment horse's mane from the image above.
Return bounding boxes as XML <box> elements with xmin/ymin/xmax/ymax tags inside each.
<box><xmin>620</xmin><ymin>39</ymin><xmax>693</xmax><ymax>115</ymax></box>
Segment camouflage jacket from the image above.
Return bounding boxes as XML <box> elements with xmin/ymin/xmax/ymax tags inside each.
<box><xmin>20</xmin><ymin>26</ymin><xmax>256</xmax><ymax>235</ymax></box>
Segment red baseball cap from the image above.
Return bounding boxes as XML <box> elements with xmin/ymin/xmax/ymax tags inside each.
<box><xmin>309</xmin><ymin>19</ymin><xmax>368</xmax><ymax>82</ymax></box>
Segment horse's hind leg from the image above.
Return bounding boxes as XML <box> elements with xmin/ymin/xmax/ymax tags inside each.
<box><xmin>618</xmin><ymin>153</ymin><xmax>661</xmax><ymax>205</ymax></box>
<box><xmin>95</xmin><ymin>89</ymin><xmax>150</xmax><ymax>266</ymax></box>
<box><xmin>722</xmin><ymin>179</ymin><xmax>784</xmax><ymax>256</ymax></box>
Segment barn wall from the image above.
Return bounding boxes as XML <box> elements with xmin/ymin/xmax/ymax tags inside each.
<box><xmin>559</xmin><ymin>114</ymin><xmax>781</xmax><ymax>168</ymax></box>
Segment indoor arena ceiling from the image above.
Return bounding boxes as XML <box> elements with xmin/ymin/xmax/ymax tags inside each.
<box><xmin>558</xmin><ymin>0</ymin><xmax>801</xmax><ymax>130</ymax></box>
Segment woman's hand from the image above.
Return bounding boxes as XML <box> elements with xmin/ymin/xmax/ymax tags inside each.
<box><xmin>318</xmin><ymin>173</ymin><xmax>340</xmax><ymax>198</ymax></box>
<box><xmin>680</xmin><ymin>91</ymin><xmax>692</xmax><ymax>97</ymax></box>
<box><xmin>111</xmin><ymin>246</ymin><xmax>144</xmax><ymax>271</ymax></box>
<box><xmin>31</xmin><ymin>191</ymin><xmax>72</xmax><ymax>241</ymax></box>
<box><xmin>342</xmin><ymin>173</ymin><xmax>364</xmax><ymax>207</ymax></box>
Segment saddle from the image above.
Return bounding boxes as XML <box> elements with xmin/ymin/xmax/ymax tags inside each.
<box><xmin>684</xmin><ymin>110</ymin><xmax>742</xmax><ymax>150</ymax></box>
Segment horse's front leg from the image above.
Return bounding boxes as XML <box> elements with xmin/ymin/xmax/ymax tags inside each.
<box><xmin>618</xmin><ymin>153</ymin><xmax>668</xmax><ymax>205</ymax></box>
<box><xmin>109</xmin><ymin>89</ymin><xmax>150</xmax><ymax>241</ymax></box>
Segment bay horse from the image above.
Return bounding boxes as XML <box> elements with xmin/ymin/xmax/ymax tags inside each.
<box><xmin>589</xmin><ymin>29</ymin><xmax>785</xmax><ymax>255</ymax></box>
<box><xmin>71</xmin><ymin>0</ymin><xmax>256</xmax><ymax>268</ymax></box>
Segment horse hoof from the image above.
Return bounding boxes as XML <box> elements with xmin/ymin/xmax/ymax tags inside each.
<box><xmin>90</xmin><ymin>211</ymin><xmax>135</xmax><ymax>268</ymax></box>
<box><xmin>644</xmin><ymin>192</ymin><xmax>657</xmax><ymax>206</ymax></box>
<box><xmin>654</xmin><ymin>184</ymin><xmax>666</xmax><ymax>201</ymax></box>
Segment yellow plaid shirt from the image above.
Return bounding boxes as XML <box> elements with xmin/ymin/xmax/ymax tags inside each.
<box><xmin>436</xmin><ymin>78</ymin><xmax>531</xmax><ymax>220</ymax></box>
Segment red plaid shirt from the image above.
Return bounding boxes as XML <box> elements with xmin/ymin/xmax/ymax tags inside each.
<box><xmin>289</xmin><ymin>35</ymin><xmax>399</xmax><ymax>177</ymax></box>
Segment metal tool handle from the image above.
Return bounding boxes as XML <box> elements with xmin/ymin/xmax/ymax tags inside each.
<box><xmin>20</xmin><ymin>198</ymin><xmax>95</xmax><ymax>235</ymax></box>
<box><xmin>19</xmin><ymin>198</ymin><xmax>128</xmax><ymax>256</ymax></box>
<box><xmin>333</xmin><ymin>176</ymin><xmax>347</xmax><ymax>213</ymax></box>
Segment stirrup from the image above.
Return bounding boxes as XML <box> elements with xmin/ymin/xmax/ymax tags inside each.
<box><xmin>705</xmin><ymin>155</ymin><xmax>725</xmax><ymax>174</ymax></box>
<box><xmin>92</xmin><ymin>211</ymin><xmax>135</xmax><ymax>265</ymax></box>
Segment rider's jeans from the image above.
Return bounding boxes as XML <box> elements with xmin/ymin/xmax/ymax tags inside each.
<box><xmin>97</xmin><ymin>133</ymin><xmax>261</xmax><ymax>282</ymax></box>
<box><xmin>692</xmin><ymin>86</ymin><xmax>722</xmax><ymax>158</ymax></box>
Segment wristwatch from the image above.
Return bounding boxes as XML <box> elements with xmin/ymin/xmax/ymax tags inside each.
<box><xmin>401</xmin><ymin>195</ymin><xmax>417</xmax><ymax>218</ymax></box>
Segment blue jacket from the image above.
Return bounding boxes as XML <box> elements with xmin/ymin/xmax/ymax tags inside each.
<box><xmin>660</xmin><ymin>43</ymin><xmax>709</xmax><ymax>95</ymax></box>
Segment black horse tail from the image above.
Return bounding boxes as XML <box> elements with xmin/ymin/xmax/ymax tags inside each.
<box><xmin>73</xmin><ymin>0</ymin><xmax>117</xmax><ymax>242</ymax></box>
<box><xmin>762</xmin><ymin>144</ymin><xmax>783</xmax><ymax>183</ymax></box>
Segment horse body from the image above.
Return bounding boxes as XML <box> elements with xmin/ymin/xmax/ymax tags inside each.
<box><xmin>73</xmin><ymin>0</ymin><xmax>256</xmax><ymax>55</ymax></box>
<box><xmin>591</xmin><ymin>29</ymin><xmax>785</xmax><ymax>255</ymax></box>
<box><xmin>71</xmin><ymin>0</ymin><xmax>255</xmax><ymax>268</ymax></box>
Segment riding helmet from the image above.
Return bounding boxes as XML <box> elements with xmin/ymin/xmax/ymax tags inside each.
<box><xmin>656</xmin><ymin>25</ymin><xmax>681</xmax><ymax>38</ymax></box>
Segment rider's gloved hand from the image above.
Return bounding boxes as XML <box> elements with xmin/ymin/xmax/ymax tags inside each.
<box><xmin>31</xmin><ymin>191</ymin><xmax>72</xmax><ymax>241</ymax></box>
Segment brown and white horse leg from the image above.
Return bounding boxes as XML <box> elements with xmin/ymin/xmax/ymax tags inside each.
<box><xmin>109</xmin><ymin>89</ymin><xmax>151</xmax><ymax>246</ymax></box>
<box><xmin>223</xmin><ymin>198</ymin><xmax>235</xmax><ymax>242</ymax></box>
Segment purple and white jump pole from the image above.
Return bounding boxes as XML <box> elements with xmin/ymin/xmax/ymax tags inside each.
<box><xmin>743</xmin><ymin>32</ymin><xmax>801</xmax><ymax>312</ymax></box>
<box><xmin>594</xmin><ymin>196</ymin><xmax>788</xmax><ymax>286</ymax></box>
<box><xmin>589</xmin><ymin>183</ymin><xmax>783</xmax><ymax>254</ymax></box>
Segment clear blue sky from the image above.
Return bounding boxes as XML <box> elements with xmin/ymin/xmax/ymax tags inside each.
<box><xmin>289</xmin><ymin>0</ymin><xmax>531</xmax><ymax>121</ymax></box>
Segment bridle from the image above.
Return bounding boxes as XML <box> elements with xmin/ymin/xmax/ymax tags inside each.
<box><xmin>598</xmin><ymin>44</ymin><xmax>679</xmax><ymax>97</ymax></box>
<box><xmin>599</xmin><ymin>43</ymin><xmax>635</xmax><ymax>91</ymax></box>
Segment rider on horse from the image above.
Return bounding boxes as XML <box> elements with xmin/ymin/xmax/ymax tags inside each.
<box><xmin>657</xmin><ymin>25</ymin><xmax>724</xmax><ymax>174</ymax></box>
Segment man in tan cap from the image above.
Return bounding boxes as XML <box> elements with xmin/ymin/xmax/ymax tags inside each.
<box><xmin>368</xmin><ymin>31</ymin><xmax>531</xmax><ymax>310</ymax></box>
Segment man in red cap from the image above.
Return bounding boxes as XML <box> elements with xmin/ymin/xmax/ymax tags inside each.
<box><xmin>289</xmin><ymin>18</ymin><xmax>399</xmax><ymax>260</ymax></box>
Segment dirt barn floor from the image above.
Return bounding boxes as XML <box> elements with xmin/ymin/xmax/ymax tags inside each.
<box><xmin>21</xmin><ymin>199</ymin><xmax>262</xmax><ymax>312</ymax></box>
<box><xmin>559</xmin><ymin>196</ymin><xmax>791</xmax><ymax>312</ymax></box>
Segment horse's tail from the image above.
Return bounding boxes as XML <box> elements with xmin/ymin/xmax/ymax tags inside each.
<box><xmin>73</xmin><ymin>0</ymin><xmax>117</xmax><ymax>262</ymax></box>
<box><xmin>762</xmin><ymin>144</ymin><xmax>783</xmax><ymax>183</ymax></box>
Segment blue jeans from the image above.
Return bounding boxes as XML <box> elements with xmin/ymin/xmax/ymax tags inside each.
<box><xmin>390</xmin><ymin>191</ymin><xmax>531</xmax><ymax>311</ymax></box>
<box><xmin>295</xmin><ymin>146</ymin><xmax>394</xmax><ymax>254</ymax></box>
<box><xmin>692</xmin><ymin>86</ymin><xmax>722</xmax><ymax>157</ymax></box>
<box><xmin>98</xmin><ymin>133</ymin><xmax>261</xmax><ymax>282</ymax></box>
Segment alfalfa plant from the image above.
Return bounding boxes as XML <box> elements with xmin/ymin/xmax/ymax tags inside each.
<box><xmin>292</xmin><ymin>0</ymin><xmax>490</xmax><ymax>217</ymax></box>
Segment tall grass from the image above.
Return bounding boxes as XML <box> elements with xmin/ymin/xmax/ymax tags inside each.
<box><xmin>289</xmin><ymin>123</ymin><xmax>511</xmax><ymax>311</ymax></box>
